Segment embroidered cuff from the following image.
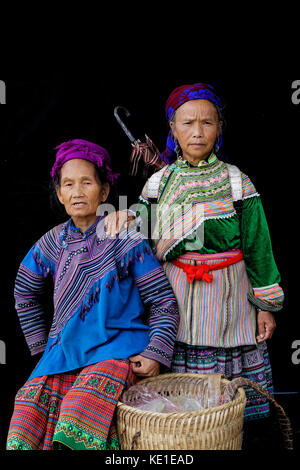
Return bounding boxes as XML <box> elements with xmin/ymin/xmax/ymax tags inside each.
<box><xmin>248</xmin><ymin>284</ymin><xmax>284</xmax><ymax>312</ymax></box>
<box><xmin>140</xmin><ymin>339</ymin><xmax>174</xmax><ymax>368</ymax></box>
<box><xmin>28</xmin><ymin>338</ymin><xmax>47</xmax><ymax>356</ymax></box>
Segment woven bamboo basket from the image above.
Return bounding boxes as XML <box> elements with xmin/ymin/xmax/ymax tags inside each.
<box><xmin>117</xmin><ymin>373</ymin><xmax>293</xmax><ymax>451</ymax></box>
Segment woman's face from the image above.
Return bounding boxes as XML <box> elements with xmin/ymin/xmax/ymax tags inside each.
<box><xmin>170</xmin><ymin>99</ymin><xmax>222</xmax><ymax>164</ymax></box>
<box><xmin>56</xmin><ymin>159</ymin><xmax>110</xmax><ymax>222</ymax></box>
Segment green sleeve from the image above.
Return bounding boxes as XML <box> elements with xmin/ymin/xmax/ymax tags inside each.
<box><xmin>241</xmin><ymin>195</ymin><xmax>281</xmax><ymax>288</ymax></box>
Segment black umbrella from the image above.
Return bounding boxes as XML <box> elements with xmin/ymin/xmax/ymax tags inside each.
<box><xmin>114</xmin><ymin>106</ymin><xmax>165</xmax><ymax>178</ymax></box>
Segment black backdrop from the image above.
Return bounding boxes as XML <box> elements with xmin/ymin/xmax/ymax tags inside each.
<box><xmin>0</xmin><ymin>76</ymin><xmax>299</xmax><ymax>449</ymax></box>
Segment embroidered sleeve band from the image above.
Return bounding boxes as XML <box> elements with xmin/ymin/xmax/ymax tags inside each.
<box><xmin>14</xmin><ymin>249</ymin><xmax>52</xmax><ymax>355</ymax></box>
<box><xmin>248</xmin><ymin>284</ymin><xmax>284</xmax><ymax>312</ymax></box>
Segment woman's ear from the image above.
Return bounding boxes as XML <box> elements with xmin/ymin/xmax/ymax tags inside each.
<box><xmin>169</xmin><ymin>120</ymin><xmax>177</xmax><ymax>140</ymax></box>
<box><xmin>100</xmin><ymin>182</ymin><xmax>110</xmax><ymax>203</ymax></box>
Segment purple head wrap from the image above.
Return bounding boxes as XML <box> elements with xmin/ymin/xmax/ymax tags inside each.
<box><xmin>159</xmin><ymin>83</ymin><xmax>223</xmax><ymax>164</ymax></box>
<box><xmin>50</xmin><ymin>139</ymin><xmax>119</xmax><ymax>186</ymax></box>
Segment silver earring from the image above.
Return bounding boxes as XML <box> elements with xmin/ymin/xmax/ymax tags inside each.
<box><xmin>214</xmin><ymin>136</ymin><xmax>221</xmax><ymax>154</ymax></box>
<box><xmin>175</xmin><ymin>140</ymin><xmax>181</xmax><ymax>158</ymax></box>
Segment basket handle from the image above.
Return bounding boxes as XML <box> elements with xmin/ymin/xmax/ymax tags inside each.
<box><xmin>223</xmin><ymin>377</ymin><xmax>293</xmax><ymax>451</ymax></box>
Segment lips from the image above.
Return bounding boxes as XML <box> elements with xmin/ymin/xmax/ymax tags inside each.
<box><xmin>72</xmin><ymin>202</ymin><xmax>86</xmax><ymax>206</ymax></box>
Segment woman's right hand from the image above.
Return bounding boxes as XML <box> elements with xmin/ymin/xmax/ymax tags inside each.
<box><xmin>129</xmin><ymin>355</ymin><xmax>160</xmax><ymax>377</ymax></box>
<box><xmin>256</xmin><ymin>310</ymin><xmax>276</xmax><ymax>342</ymax></box>
<box><xmin>104</xmin><ymin>211</ymin><xmax>134</xmax><ymax>237</ymax></box>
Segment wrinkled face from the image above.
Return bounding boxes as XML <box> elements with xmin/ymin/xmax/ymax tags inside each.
<box><xmin>56</xmin><ymin>159</ymin><xmax>110</xmax><ymax>220</ymax></box>
<box><xmin>170</xmin><ymin>99</ymin><xmax>222</xmax><ymax>163</ymax></box>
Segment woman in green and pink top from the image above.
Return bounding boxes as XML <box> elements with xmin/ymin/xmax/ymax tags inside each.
<box><xmin>108</xmin><ymin>83</ymin><xmax>284</xmax><ymax>425</ymax></box>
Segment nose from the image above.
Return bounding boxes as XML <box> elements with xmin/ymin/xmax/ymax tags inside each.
<box><xmin>72</xmin><ymin>182</ymin><xmax>85</xmax><ymax>197</ymax></box>
<box><xmin>192</xmin><ymin>122</ymin><xmax>204</xmax><ymax>138</ymax></box>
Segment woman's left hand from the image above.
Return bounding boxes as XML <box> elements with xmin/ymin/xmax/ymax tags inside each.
<box><xmin>129</xmin><ymin>355</ymin><xmax>160</xmax><ymax>377</ymax></box>
<box><xmin>256</xmin><ymin>310</ymin><xmax>276</xmax><ymax>343</ymax></box>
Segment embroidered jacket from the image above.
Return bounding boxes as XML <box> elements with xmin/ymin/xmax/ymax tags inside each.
<box><xmin>137</xmin><ymin>155</ymin><xmax>284</xmax><ymax>313</ymax></box>
<box><xmin>14</xmin><ymin>217</ymin><xmax>179</xmax><ymax>379</ymax></box>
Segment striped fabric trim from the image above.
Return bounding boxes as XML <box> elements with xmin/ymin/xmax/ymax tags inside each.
<box><xmin>36</xmin><ymin>226</ymin><xmax>62</xmax><ymax>267</ymax></box>
<box><xmin>143</xmin><ymin>305</ymin><xmax>179</xmax><ymax>367</ymax></box>
<box><xmin>140</xmin><ymin>180</ymin><xmax>151</xmax><ymax>202</ymax></box>
<box><xmin>15</xmin><ymin>263</ymin><xmax>48</xmax><ymax>354</ymax></box>
<box><xmin>179</xmin><ymin>154</ymin><xmax>217</xmax><ymax>167</ymax></box>
<box><xmin>179</xmin><ymin>250</ymin><xmax>243</xmax><ymax>262</ymax></box>
<box><xmin>253</xmin><ymin>284</ymin><xmax>284</xmax><ymax>299</ymax></box>
<box><xmin>241</xmin><ymin>173</ymin><xmax>260</xmax><ymax>199</ymax></box>
<box><xmin>248</xmin><ymin>283</ymin><xmax>284</xmax><ymax>312</ymax></box>
<box><xmin>247</xmin><ymin>295</ymin><xmax>283</xmax><ymax>313</ymax></box>
<box><xmin>163</xmin><ymin>251</ymin><xmax>257</xmax><ymax>348</ymax></box>
<box><xmin>134</xmin><ymin>266</ymin><xmax>175</xmax><ymax>305</ymax></box>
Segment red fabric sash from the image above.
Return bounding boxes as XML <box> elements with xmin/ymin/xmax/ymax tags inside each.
<box><xmin>171</xmin><ymin>252</ymin><xmax>244</xmax><ymax>283</ymax></box>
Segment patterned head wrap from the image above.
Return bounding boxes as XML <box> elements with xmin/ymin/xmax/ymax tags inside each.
<box><xmin>50</xmin><ymin>139</ymin><xmax>119</xmax><ymax>186</ymax></box>
<box><xmin>159</xmin><ymin>83</ymin><xmax>223</xmax><ymax>164</ymax></box>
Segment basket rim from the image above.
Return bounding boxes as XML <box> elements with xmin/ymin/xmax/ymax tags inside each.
<box><xmin>117</xmin><ymin>372</ymin><xmax>246</xmax><ymax>418</ymax></box>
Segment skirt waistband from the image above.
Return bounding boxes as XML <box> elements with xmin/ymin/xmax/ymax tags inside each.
<box><xmin>176</xmin><ymin>250</ymin><xmax>243</xmax><ymax>262</ymax></box>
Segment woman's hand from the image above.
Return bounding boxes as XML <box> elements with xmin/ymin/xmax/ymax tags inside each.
<box><xmin>104</xmin><ymin>211</ymin><xmax>135</xmax><ymax>237</ymax></box>
<box><xmin>129</xmin><ymin>355</ymin><xmax>160</xmax><ymax>377</ymax></box>
<box><xmin>256</xmin><ymin>310</ymin><xmax>276</xmax><ymax>343</ymax></box>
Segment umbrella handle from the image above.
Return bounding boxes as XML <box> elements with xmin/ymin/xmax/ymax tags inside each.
<box><xmin>114</xmin><ymin>106</ymin><xmax>137</xmax><ymax>144</ymax></box>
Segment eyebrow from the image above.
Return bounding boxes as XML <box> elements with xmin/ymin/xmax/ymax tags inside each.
<box><xmin>61</xmin><ymin>175</ymin><xmax>94</xmax><ymax>183</ymax></box>
<box><xmin>181</xmin><ymin>116</ymin><xmax>216</xmax><ymax>121</ymax></box>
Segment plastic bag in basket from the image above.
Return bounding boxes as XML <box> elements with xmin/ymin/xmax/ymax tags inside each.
<box><xmin>121</xmin><ymin>375</ymin><xmax>229</xmax><ymax>413</ymax></box>
<box><xmin>121</xmin><ymin>384</ymin><xmax>182</xmax><ymax>412</ymax></box>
